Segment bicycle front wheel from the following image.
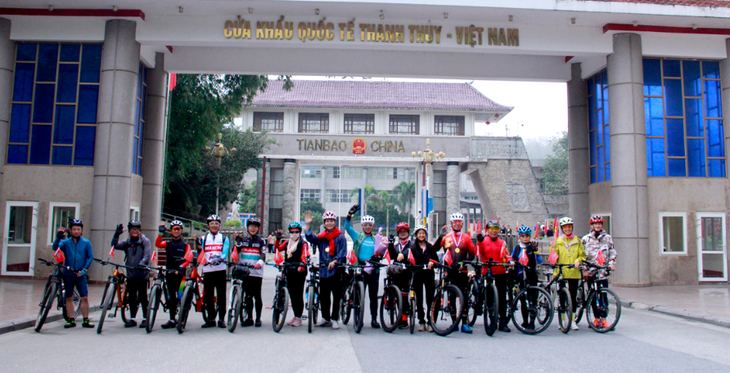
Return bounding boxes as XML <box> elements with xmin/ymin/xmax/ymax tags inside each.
<box><xmin>97</xmin><ymin>282</ymin><xmax>116</xmax><ymax>334</ymax></box>
<box><xmin>354</xmin><ymin>281</ymin><xmax>365</xmax><ymax>334</ymax></box>
<box><xmin>380</xmin><ymin>285</ymin><xmax>402</xmax><ymax>333</ymax></box>
<box><xmin>227</xmin><ymin>285</ymin><xmax>242</xmax><ymax>333</ymax></box>
<box><xmin>146</xmin><ymin>284</ymin><xmax>161</xmax><ymax>333</ymax></box>
<box><xmin>35</xmin><ymin>282</ymin><xmax>57</xmax><ymax>332</ymax></box>
<box><xmin>574</xmin><ymin>286</ymin><xmax>586</xmax><ymax>324</ymax></box>
<box><xmin>430</xmin><ymin>284</ymin><xmax>463</xmax><ymax>337</ymax></box>
<box><xmin>272</xmin><ymin>286</ymin><xmax>289</xmax><ymax>333</ymax></box>
<box><xmin>484</xmin><ymin>283</ymin><xmax>499</xmax><ymax>336</ymax></box>
<box><xmin>586</xmin><ymin>288</ymin><xmax>621</xmax><ymax>333</ymax></box>
<box><xmin>409</xmin><ymin>296</ymin><xmax>416</xmax><ymax>334</ymax></box>
<box><xmin>307</xmin><ymin>285</ymin><xmax>316</xmax><ymax>334</ymax></box>
<box><xmin>557</xmin><ymin>287</ymin><xmax>573</xmax><ymax>334</ymax></box>
<box><xmin>117</xmin><ymin>283</ymin><xmax>129</xmax><ymax>324</ymax></box>
<box><xmin>177</xmin><ymin>284</ymin><xmax>193</xmax><ymax>334</ymax></box>
<box><xmin>466</xmin><ymin>278</ymin><xmax>479</xmax><ymax>327</ymax></box>
<box><xmin>341</xmin><ymin>285</ymin><xmax>352</xmax><ymax>325</ymax></box>
<box><xmin>511</xmin><ymin>286</ymin><xmax>553</xmax><ymax>335</ymax></box>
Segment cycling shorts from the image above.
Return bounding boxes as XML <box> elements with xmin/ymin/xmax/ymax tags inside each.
<box><xmin>63</xmin><ymin>272</ymin><xmax>88</xmax><ymax>298</ymax></box>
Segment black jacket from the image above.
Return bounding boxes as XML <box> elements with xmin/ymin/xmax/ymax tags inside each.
<box><xmin>111</xmin><ymin>234</ymin><xmax>152</xmax><ymax>281</ymax></box>
<box><xmin>407</xmin><ymin>240</ymin><xmax>438</xmax><ymax>266</ymax></box>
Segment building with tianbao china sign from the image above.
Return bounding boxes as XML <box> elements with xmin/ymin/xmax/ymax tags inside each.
<box><xmin>0</xmin><ymin>0</ymin><xmax>729</xmax><ymax>286</ymax></box>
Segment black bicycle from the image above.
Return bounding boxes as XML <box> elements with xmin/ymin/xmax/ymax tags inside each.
<box><xmin>226</xmin><ymin>261</ymin><xmax>255</xmax><ymax>333</ymax></box>
<box><xmin>429</xmin><ymin>263</ymin><xmax>465</xmax><ymax>337</ymax></box>
<box><xmin>95</xmin><ymin>259</ymin><xmax>140</xmax><ymax>334</ymax></box>
<box><xmin>574</xmin><ymin>262</ymin><xmax>622</xmax><ymax>333</ymax></box>
<box><xmin>305</xmin><ymin>263</ymin><xmax>321</xmax><ymax>333</ymax></box>
<box><xmin>542</xmin><ymin>264</ymin><xmax>575</xmax><ymax>334</ymax></box>
<box><xmin>510</xmin><ymin>264</ymin><xmax>554</xmax><ymax>335</ymax></box>
<box><xmin>144</xmin><ymin>265</ymin><xmax>179</xmax><ymax>333</ymax></box>
<box><xmin>271</xmin><ymin>262</ymin><xmax>305</xmax><ymax>332</ymax></box>
<box><xmin>341</xmin><ymin>262</ymin><xmax>367</xmax><ymax>333</ymax></box>
<box><xmin>372</xmin><ymin>261</ymin><xmax>403</xmax><ymax>333</ymax></box>
<box><xmin>35</xmin><ymin>258</ymin><xmax>81</xmax><ymax>332</ymax></box>
<box><xmin>400</xmin><ymin>263</ymin><xmax>427</xmax><ymax>334</ymax></box>
<box><xmin>177</xmin><ymin>249</ymin><xmax>209</xmax><ymax>334</ymax></box>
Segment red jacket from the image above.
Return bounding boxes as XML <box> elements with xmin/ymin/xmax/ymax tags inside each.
<box><xmin>477</xmin><ymin>237</ymin><xmax>512</xmax><ymax>276</ymax></box>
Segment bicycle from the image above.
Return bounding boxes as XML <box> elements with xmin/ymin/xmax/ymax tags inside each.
<box><xmin>95</xmin><ymin>259</ymin><xmax>139</xmax><ymax>334</ymax></box>
<box><xmin>340</xmin><ymin>262</ymin><xmax>367</xmax><ymax>333</ymax></box>
<box><xmin>143</xmin><ymin>265</ymin><xmax>180</xmax><ymax>333</ymax></box>
<box><xmin>464</xmin><ymin>259</ymin><xmax>512</xmax><ymax>336</ymax></box>
<box><xmin>305</xmin><ymin>263</ymin><xmax>321</xmax><ymax>333</ymax></box>
<box><xmin>399</xmin><ymin>263</ymin><xmax>427</xmax><ymax>334</ymax></box>
<box><xmin>573</xmin><ymin>262</ymin><xmax>622</xmax><ymax>333</ymax></box>
<box><xmin>176</xmin><ymin>250</ymin><xmax>210</xmax><ymax>334</ymax></box>
<box><xmin>225</xmin><ymin>261</ymin><xmax>255</xmax><ymax>333</ymax></box>
<box><xmin>429</xmin><ymin>263</ymin><xmax>465</xmax><ymax>337</ymax></box>
<box><xmin>270</xmin><ymin>262</ymin><xmax>305</xmax><ymax>333</ymax></box>
<box><xmin>369</xmin><ymin>261</ymin><xmax>403</xmax><ymax>333</ymax></box>
<box><xmin>34</xmin><ymin>258</ymin><xmax>81</xmax><ymax>332</ymax></box>
<box><xmin>541</xmin><ymin>263</ymin><xmax>575</xmax><ymax>334</ymax></box>
<box><xmin>510</xmin><ymin>263</ymin><xmax>554</xmax><ymax>335</ymax></box>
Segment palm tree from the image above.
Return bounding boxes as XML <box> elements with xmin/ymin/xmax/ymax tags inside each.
<box><xmin>369</xmin><ymin>190</ymin><xmax>398</xmax><ymax>236</ymax></box>
<box><xmin>393</xmin><ymin>181</ymin><xmax>416</xmax><ymax>227</ymax></box>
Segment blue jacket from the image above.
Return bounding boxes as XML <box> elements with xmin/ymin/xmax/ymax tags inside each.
<box><xmin>52</xmin><ymin>237</ymin><xmax>94</xmax><ymax>274</ymax></box>
<box><xmin>305</xmin><ymin>229</ymin><xmax>347</xmax><ymax>279</ymax></box>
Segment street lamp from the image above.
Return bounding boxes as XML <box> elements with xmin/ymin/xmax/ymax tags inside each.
<box><xmin>205</xmin><ymin>133</ymin><xmax>236</xmax><ymax>216</ymax></box>
<box><xmin>412</xmin><ymin>139</ymin><xmax>445</xmax><ymax>236</ymax></box>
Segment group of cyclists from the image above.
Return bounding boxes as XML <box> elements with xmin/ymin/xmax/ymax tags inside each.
<box><xmin>48</xmin><ymin>203</ymin><xmax>616</xmax><ymax>334</ymax></box>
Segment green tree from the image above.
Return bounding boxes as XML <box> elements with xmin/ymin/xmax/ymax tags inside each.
<box><xmin>237</xmin><ymin>180</ymin><xmax>257</xmax><ymax>214</ymax></box>
<box><xmin>300</xmin><ymin>201</ymin><xmax>324</xmax><ymax>233</ymax></box>
<box><xmin>541</xmin><ymin>131</ymin><xmax>569</xmax><ymax>196</ymax></box>
<box><xmin>393</xmin><ymin>181</ymin><xmax>416</xmax><ymax>224</ymax></box>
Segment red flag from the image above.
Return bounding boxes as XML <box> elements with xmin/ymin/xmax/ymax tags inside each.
<box><xmin>53</xmin><ymin>248</ymin><xmax>65</xmax><ymax>264</ymax></box>
<box><xmin>548</xmin><ymin>248</ymin><xmax>559</xmax><ymax>265</ymax></box>
<box><xmin>301</xmin><ymin>243</ymin><xmax>310</xmax><ymax>262</ymax></box>
<box><xmin>519</xmin><ymin>249</ymin><xmax>529</xmax><ymax>266</ymax></box>
<box><xmin>408</xmin><ymin>249</ymin><xmax>416</xmax><ymax>265</ymax></box>
<box><xmin>383</xmin><ymin>249</ymin><xmax>392</xmax><ymax>265</ymax></box>
<box><xmin>544</xmin><ymin>219</ymin><xmax>548</xmax><ymax>235</ymax></box>
<box><xmin>151</xmin><ymin>251</ymin><xmax>158</xmax><ymax>264</ymax></box>
<box><xmin>500</xmin><ymin>246</ymin><xmax>510</xmax><ymax>260</ymax></box>
<box><xmin>108</xmin><ymin>246</ymin><xmax>115</xmax><ymax>259</ymax></box>
<box><xmin>197</xmin><ymin>251</ymin><xmax>207</xmax><ymax>266</ymax></box>
<box><xmin>231</xmin><ymin>248</ymin><xmax>239</xmax><ymax>263</ymax></box>
<box><xmin>274</xmin><ymin>249</ymin><xmax>284</xmax><ymax>265</ymax></box>
<box><xmin>347</xmin><ymin>249</ymin><xmax>358</xmax><ymax>265</ymax></box>
<box><xmin>184</xmin><ymin>248</ymin><xmax>193</xmax><ymax>263</ymax></box>
<box><xmin>596</xmin><ymin>250</ymin><xmax>606</xmax><ymax>266</ymax></box>
<box><xmin>553</xmin><ymin>217</ymin><xmax>559</xmax><ymax>235</ymax></box>
<box><xmin>443</xmin><ymin>249</ymin><xmax>453</xmax><ymax>266</ymax></box>
<box><xmin>534</xmin><ymin>224</ymin><xmax>539</xmax><ymax>239</ymax></box>
<box><xmin>475</xmin><ymin>245</ymin><xmax>482</xmax><ymax>261</ymax></box>
<box><xmin>169</xmin><ymin>73</ymin><xmax>177</xmax><ymax>91</ymax></box>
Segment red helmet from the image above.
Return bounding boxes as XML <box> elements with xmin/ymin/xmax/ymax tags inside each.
<box><xmin>396</xmin><ymin>222</ymin><xmax>410</xmax><ymax>233</ymax></box>
<box><xmin>589</xmin><ymin>215</ymin><xmax>604</xmax><ymax>224</ymax></box>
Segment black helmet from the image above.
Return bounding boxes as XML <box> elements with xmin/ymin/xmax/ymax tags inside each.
<box><xmin>127</xmin><ymin>220</ymin><xmax>142</xmax><ymax>229</ymax></box>
<box><xmin>247</xmin><ymin>218</ymin><xmax>261</xmax><ymax>227</ymax></box>
<box><xmin>69</xmin><ymin>219</ymin><xmax>84</xmax><ymax>228</ymax></box>
<box><xmin>206</xmin><ymin>214</ymin><xmax>221</xmax><ymax>223</ymax></box>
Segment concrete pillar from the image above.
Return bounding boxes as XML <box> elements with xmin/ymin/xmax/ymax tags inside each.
<box><xmin>320</xmin><ymin>166</ymin><xmax>327</xmax><ymax>206</ymax></box>
<box><xmin>140</xmin><ymin>53</ymin><xmax>167</xmax><ymax>239</ymax></box>
<box><xmin>90</xmin><ymin>20</ymin><xmax>140</xmax><ymax>279</ymax></box>
<box><xmin>446</xmin><ymin>162</ymin><xmax>460</xmax><ymax>215</ymax></box>
<box><xmin>720</xmin><ymin>39</ymin><xmax>730</xmax><ymax>262</ymax></box>
<box><xmin>607</xmin><ymin>33</ymin><xmax>650</xmax><ymax>286</ymax></box>
<box><xmin>262</xmin><ymin>158</ymin><xmax>271</xmax><ymax>229</ymax></box>
<box><xmin>282</xmin><ymin>159</ymin><xmax>297</xmax><ymax>226</ymax></box>
<box><xmin>0</xmin><ymin>19</ymin><xmax>13</xmax><ymax>204</ymax></box>
<box><xmin>362</xmin><ymin>166</ymin><xmax>368</xmax><ymax>215</ymax></box>
<box><xmin>568</xmin><ymin>63</ymin><xmax>591</xmax><ymax>235</ymax></box>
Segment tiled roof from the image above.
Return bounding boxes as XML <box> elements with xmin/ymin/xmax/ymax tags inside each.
<box><xmin>249</xmin><ymin>80</ymin><xmax>512</xmax><ymax>112</ymax></box>
<box><xmin>583</xmin><ymin>0</ymin><xmax>730</xmax><ymax>7</ymax></box>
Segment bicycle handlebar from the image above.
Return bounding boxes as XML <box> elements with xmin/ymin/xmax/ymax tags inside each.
<box><xmin>38</xmin><ymin>258</ymin><xmax>76</xmax><ymax>272</ymax></box>
<box><xmin>93</xmin><ymin>258</ymin><xmax>142</xmax><ymax>271</ymax></box>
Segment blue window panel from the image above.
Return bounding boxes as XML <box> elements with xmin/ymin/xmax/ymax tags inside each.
<box><xmin>596</xmin><ymin>107</ymin><xmax>604</xmax><ymax>127</ymax></box>
<box><xmin>668</xmin><ymin>158</ymin><xmax>687</xmax><ymax>177</ymax></box>
<box><xmin>29</xmin><ymin>125</ymin><xmax>52</xmax><ymax>165</ymax></box>
<box><xmin>663</xmin><ymin>59</ymin><xmax>681</xmax><ymax>78</ymax></box>
<box><xmin>53</xmin><ymin>105</ymin><xmax>75</xmax><ymax>145</ymax></box>
<box><xmin>138</xmin><ymin>123</ymin><xmax>144</xmax><ymax>154</ymax></box>
<box><xmin>666</xmin><ymin>119</ymin><xmax>685</xmax><ymax>157</ymax></box>
<box><xmin>136</xmin><ymin>159</ymin><xmax>142</xmax><ymax>175</ymax></box>
<box><xmin>647</xmin><ymin>138</ymin><xmax>666</xmax><ymax>177</ymax></box>
<box><xmin>588</xmin><ymin>96</ymin><xmax>595</xmax><ymax>131</ymax></box>
<box><xmin>589</xmin><ymin>131</ymin><xmax>596</xmax><ymax>166</ymax></box>
<box><xmin>663</xmin><ymin>79</ymin><xmax>683</xmax><ymax>117</ymax></box>
<box><xmin>704</xmin><ymin>80</ymin><xmax>722</xmax><ymax>118</ymax></box>
<box><xmin>77</xmin><ymin>85</ymin><xmax>99</xmax><ymax>124</ymax></box>
<box><xmin>139</xmin><ymin>85</ymin><xmax>146</xmax><ymax>123</ymax></box>
<box><xmin>590</xmin><ymin>167</ymin><xmax>597</xmax><ymax>183</ymax></box>
<box><xmin>74</xmin><ymin>126</ymin><xmax>96</xmax><ymax>166</ymax></box>
<box><xmin>702</xmin><ymin>61</ymin><xmax>720</xmax><ymax>79</ymax></box>
<box><xmin>132</xmin><ymin>137</ymin><xmax>139</xmax><ymax>174</ymax></box>
<box><xmin>56</xmin><ymin>64</ymin><xmax>79</xmax><ymax>103</ymax></box>
<box><xmin>80</xmin><ymin>44</ymin><xmax>102</xmax><ymax>83</ymax></box>
<box><xmin>685</xmin><ymin>99</ymin><xmax>704</xmax><ymax>138</ymax></box>
<box><xmin>596</xmin><ymin>118</ymin><xmax>603</xmax><ymax>146</ymax></box>
<box><xmin>597</xmin><ymin>146</ymin><xmax>605</xmax><ymax>182</ymax></box>
<box><xmin>32</xmin><ymin>83</ymin><xmax>55</xmax><ymax>123</ymax></box>
<box><xmin>603</xmin><ymin>89</ymin><xmax>609</xmax><ymax>124</ymax></box>
<box><xmin>36</xmin><ymin>44</ymin><xmax>59</xmax><ymax>82</ymax></box>
<box><xmin>134</xmin><ymin>99</ymin><xmax>141</xmax><ymax>134</ymax></box>
<box><xmin>7</xmin><ymin>145</ymin><xmax>28</xmax><ymax>164</ymax></box>
<box><xmin>16</xmin><ymin>43</ymin><xmax>37</xmax><ymax>62</ymax></box>
<box><xmin>9</xmin><ymin>104</ymin><xmax>31</xmax><ymax>143</ymax></box>
<box><xmin>707</xmin><ymin>119</ymin><xmax>724</xmax><ymax>158</ymax></box>
<box><xmin>644</xmin><ymin>97</ymin><xmax>664</xmax><ymax>137</ymax></box>
<box><xmin>595</xmin><ymin>80</ymin><xmax>603</xmax><ymax>109</ymax></box>
<box><xmin>687</xmin><ymin>139</ymin><xmax>706</xmax><ymax>177</ymax></box>
<box><xmin>683</xmin><ymin>61</ymin><xmax>701</xmax><ymax>97</ymax></box>
<box><xmin>60</xmin><ymin>44</ymin><xmax>80</xmax><ymax>62</ymax></box>
<box><xmin>587</xmin><ymin>77</ymin><xmax>595</xmax><ymax>97</ymax></box>
<box><xmin>604</xmin><ymin>126</ymin><xmax>611</xmax><ymax>163</ymax></box>
<box><xmin>708</xmin><ymin>159</ymin><xmax>726</xmax><ymax>178</ymax></box>
<box><xmin>643</xmin><ymin>59</ymin><xmax>663</xmax><ymax>96</ymax></box>
<box><xmin>51</xmin><ymin>146</ymin><xmax>73</xmax><ymax>165</ymax></box>
<box><xmin>13</xmin><ymin>63</ymin><xmax>35</xmax><ymax>102</ymax></box>
<box><xmin>602</xmin><ymin>70</ymin><xmax>608</xmax><ymax>86</ymax></box>
<box><xmin>605</xmin><ymin>163</ymin><xmax>611</xmax><ymax>181</ymax></box>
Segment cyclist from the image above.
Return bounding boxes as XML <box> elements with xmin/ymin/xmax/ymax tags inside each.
<box><xmin>111</xmin><ymin>220</ymin><xmax>152</xmax><ymax>328</ymax></box>
<box><xmin>433</xmin><ymin>212</ymin><xmax>475</xmax><ymax>333</ymax></box>
<box><xmin>154</xmin><ymin>220</ymin><xmax>192</xmax><ymax>329</ymax></box>
<box><xmin>550</xmin><ymin>216</ymin><xmax>586</xmax><ymax>330</ymax></box>
<box><xmin>232</xmin><ymin>217</ymin><xmax>266</xmax><ymax>327</ymax></box>
<box><xmin>195</xmin><ymin>214</ymin><xmax>230</xmax><ymax>328</ymax></box>
<box><xmin>476</xmin><ymin>220</ymin><xmax>515</xmax><ymax>333</ymax></box>
<box><xmin>344</xmin><ymin>204</ymin><xmax>387</xmax><ymax>329</ymax></box>
<box><xmin>52</xmin><ymin>219</ymin><xmax>94</xmax><ymax>328</ymax></box>
<box><xmin>511</xmin><ymin>225</ymin><xmax>543</xmax><ymax>330</ymax></box>
<box><xmin>273</xmin><ymin>222</ymin><xmax>310</xmax><ymax>327</ymax></box>
<box><xmin>581</xmin><ymin>215</ymin><xmax>617</xmax><ymax>329</ymax></box>
<box><xmin>387</xmin><ymin>222</ymin><xmax>413</xmax><ymax>328</ymax></box>
<box><xmin>304</xmin><ymin>210</ymin><xmax>347</xmax><ymax>329</ymax></box>
<box><xmin>409</xmin><ymin>225</ymin><xmax>438</xmax><ymax>332</ymax></box>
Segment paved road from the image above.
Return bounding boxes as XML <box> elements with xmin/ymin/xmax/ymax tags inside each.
<box><xmin>2</xmin><ymin>273</ymin><xmax>729</xmax><ymax>373</ymax></box>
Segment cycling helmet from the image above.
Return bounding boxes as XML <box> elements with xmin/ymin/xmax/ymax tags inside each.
<box><xmin>414</xmin><ymin>225</ymin><xmax>428</xmax><ymax>236</ymax></box>
<box><xmin>486</xmin><ymin>220</ymin><xmax>500</xmax><ymax>229</ymax></box>
<box><xmin>361</xmin><ymin>215</ymin><xmax>375</xmax><ymax>225</ymax></box>
<box><xmin>247</xmin><ymin>217</ymin><xmax>261</xmax><ymax>227</ymax></box>
<box><xmin>170</xmin><ymin>220</ymin><xmax>184</xmax><ymax>229</ymax></box>
<box><xmin>322</xmin><ymin>211</ymin><xmax>337</xmax><ymax>221</ymax></box>
<box><xmin>396</xmin><ymin>222</ymin><xmax>410</xmax><ymax>233</ymax></box>
<box><xmin>127</xmin><ymin>220</ymin><xmax>142</xmax><ymax>229</ymax></box>
<box><xmin>288</xmin><ymin>221</ymin><xmax>302</xmax><ymax>232</ymax></box>
<box><xmin>69</xmin><ymin>219</ymin><xmax>84</xmax><ymax>228</ymax></box>
<box><xmin>559</xmin><ymin>217</ymin><xmax>574</xmax><ymax>227</ymax></box>
<box><xmin>517</xmin><ymin>225</ymin><xmax>532</xmax><ymax>236</ymax></box>
<box><xmin>449</xmin><ymin>212</ymin><xmax>465</xmax><ymax>222</ymax></box>
<box><xmin>589</xmin><ymin>215</ymin><xmax>604</xmax><ymax>224</ymax></box>
<box><xmin>206</xmin><ymin>214</ymin><xmax>221</xmax><ymax>223</ymax></box>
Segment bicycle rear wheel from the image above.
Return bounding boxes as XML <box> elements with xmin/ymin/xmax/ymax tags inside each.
<box><xmin>409</xmin><ymin>296</ymin><xmax>416</xmax><ymax>334</ymax></box>
<box><xmin>307</xmin><ymin>285</ymin><xmax>316</xmax><ymax>333</ymax></box>
<box><xmin>586</xmin><ymin>288</ymin><xmax>621</xmax><ymax>333</ymax></box>
<box><xmin>177</xmin><ymin>284</ymin><xmax>193</xmax><ymax>334</ymax></box>
<box><xmin>146</xmin><ymin>284</ymin><xmax>161</xmax><ymax>333</ymax></box>
<box><xmin>227</xmin><ymin>285</ymin><xmax>242</xmax><ymax>333</ymax></box>
<box><xmin>430</xmin><ymin>284</ymin><xmax>463</xmax><ymax>337</ymax></box>
<box><xmin>511</xmin><ymin>286</ymin><xmax>553</xmax><ymax>335</ymax></box>
<box><xmin>557</xmin><ymin>287</ymin><xmax>572</xmax><ymax>334</ymax></box>
<box><xmin>380</xmin><ymin>285</ymin><xmax>402</xmax><ymax>333</ymax></box>
<box><xmin>354</xmin><ymin>282</ymin><xmax>365</xmax><ymax>334</ymax></box>
<box><xmin>272</xmin><ymin>287</ymin><xmax>289</xmax><ymax>333</ymax></box>
<box><xmin>484</xmin><ymin>283</ymin><xmax>499</xmax><ymax>336</ymax></box>
<box><xmin>504</xmin><ymin>282</ymin><xmax>517</xmax><ymax>324</ymax></box>
<box><xmin>35</xmin><ymin>282</ymin><xmax>57</xmax><ymax>332</ymax></box>
<box><xmin>117</xmin><ymin>283</ymin><xmax>129</xmax><ymax>324</ymax></box>
<box><xmin>466</xmin><ymin>278</ymin><xmax>479</xmax><ymax>327</ymax></box>
<box><xmin>574</xmin><ymin>286</ymin><xmax>585</xmax><ymax>324</ymax></box>
<box><xmin>341</xmin><ymin>284</ymin><xmax>352</xmax><ymax>325</ymax></box>
<box><xmin>97</xmin><ymin>282</ymin><xmax>116</xmax><ymax>334</ymax></box>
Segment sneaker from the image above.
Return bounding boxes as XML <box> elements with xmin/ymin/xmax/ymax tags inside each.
<box><xmin>426</xmin><ymin>323</ymin><xmax>433</xmax><ymax>332</ymax></box>
<box><xmin>600</xmin><ymin>319</ymin><xmax>610</xmax><ymax>329</ymax></box>
<box><xmin>139</xmin><ymin>319</ymin><xmax>148</xmax><ymax>328</ymax></box>
<box><xmin>498</xmin><ymin>323</ymin><xmax>511</xmax><ymax>333</ymax></box>
<box><xmin>241</xmin><ymin>318</ymin><xmax>254</xmax><ymax>327</ymax></box>
<box><xmin>332</xmin><ymin>320</ymin><xmax>340</xmax><ymax>329</ymax></box>
<box><xmin>291</xmin><ymin>317</ymin><xmax>302</xmax><ymax>327</ymax></box>
<box><xmin>255</xmin><ymin>319</ymin><xmax>262</xmax><ymax>327</ymax></box>
<box><xmin>81</xmin><ymin>319</ymin><xmax>94</xmax><ymax>328</ymax></box>
<box><xmin>418</xmin><ymin>322</ymin><xmax>426</xmax><ymax>332</ymax></box>
<box><xmin>593</xmin><ymin>319</ymin><xmax>602</xmax><ymax>328</ymax></box>
<box><xmin>521</xmin><ymin>322</ymin><xmax>529</xmax><ymax>329</ymax></box>
<box><xmin>318</xmin><ymin>320</ymin><xmax>332</xmax><ymax>328</ymax></box>
<box><xmin>528</xmin><ymin>321</ymin><xmax>535</xmax><ymax>330</ymax></box>
<box><xmin>217</xmin><ymin>320</ymin><xmax>226</xmax><ymax>328</ymax></box>
<box><xmin>201</xmin><ymin>320</ymin><xmax>216</xmax><ymax>328</ymax></box>
<box><xmin>460</xmin><ymin>324</ymin><xmax>473</xmax><ymax>334</ymax></box>
<box><xmin>160</xmin><ymin>320</ymin><xmax>176</xmax><ymax>329</ymax></box>
<box><xmin>371</xmin><ymin>320</ymin><xmax>381</xmax><ymax>329</ymax></box>
<box><xmin>124</xmin><ymin>320</ymin><xmax>137</xmax><ymax>328</ymax></box>
<box><xmin>571</xmin><ymin>322</ymin><xmax>579</xmax><ymax>331</ymax></box>
<box><xmin>399</xmin><ymin>320</ymin><xmax>408</xmax><ymax>329</ymax></box>
<box><xmin>64</xmin><ymin>319</ymin><xmax>76</xmax><ymax>329</ymax></box>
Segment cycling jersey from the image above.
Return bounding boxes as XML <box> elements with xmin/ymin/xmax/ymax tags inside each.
<box><xmin>52</xmin><ymin>236</ymin><xmax>93</xmax><ymax>274</ymax></box>
<box><xmin>476</xmin><ymin>237</ymin><xmax>512</xmax><ymax>275</ymax></box>
<box><xmin>344</xmin><ymin>219</ymin><xmax>376</xmax><ymax>263</ymax></box>
<box><xmin>581</xmin><ymin>230</ymin><xmax>616</xmax><ymax>280</ymax></box>
<box><xmin>274</xmin><ymin>238</ymin><xmax>309</xmax><ymax>265</ymax></box>
<box><xmin>550</xmin><ymin>235</ymin><xmax>586</xmax><ymax>279</ymax></box>
<box><xmin>234</xmin><ymin>234</ymin><xmax>265</xmax><ymax>278</ymax></box>
<box><xmin>155</xmin><ymin>235</ymin><xmax>192</xmax><ymax>269</ymax></box>
<box><xmin>199</xmin><ymin>232</ymin><xmax>229</xmax><ymax>273</ymax></box>
<box><xmin>434</xmin><ymin>230</ymin><xmax>475</xmax><ymax>266</ymax></box>
<box><xmin>511</xmin><ymin>243</ymin><xmax>543</xmax><ymax>277</ymax></box>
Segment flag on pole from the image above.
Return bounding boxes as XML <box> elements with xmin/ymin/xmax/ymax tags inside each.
<box><xmin>553</xmin><ymin>216</ymin><xmax>559</xmax><ymax>236</ymax></box>
<box><xmin>347</xmin><ymin>249</ymin><xmax>358</xmax><ymax>265</ymax></box>
<box><xmin>534</xmin><ymin>224</ymin><xmax>539</xmax><ymax>239</ymax></box>
<box><xmin>274</xmin><ymin>249</ymin><xmax>284</xmax><ymax>265</ymax></box>
<box><xmin>408</xmin><ymin>249</ymin><xmax>416</xmax><ymax>265</ymax></box>
<box><xmin>384</xmin><ymin>249</ymin><xmax>392</xmax><ymax>265</ymax></box>
<box><xmin>108</xmin><ymin>246</ymin><xmax>115</xmax><ymax>259</ymax></box>
<box><xmin>151</xmin><ymin>251</ymin><xmax>158</xmax><ymax>264</ymax></box>
<box><xmin>53</xmin><ymin>248</ymin><xmax>65</xmax><ymax>263</ymax></box>
<box><xmin>548</xmin><ymin>248</ymin><xmax>559</xmax><ymax>265</ymax></box>
<box><xmin>544</xmin><ymin>219</ymin><xmax>548</xmax><ymax>236</ymax></box>
<box><xmin>443</xmin><ymin>249</ymin><xmax>453</xmax><ymax>266</ymax></box>
<box><xmin>301</xmin><ymin>244</ymin><xmax>310</xmax><ymax>262</ymax></box>
<box><xmin>596</xmin><ymin>250</ymin><xmax>606</xmax><ymax>266</ymax></box>
<box><xmin>518</xmin><ymin>249</ymin><xmax>529</xmax><ymax>266</ymax></box>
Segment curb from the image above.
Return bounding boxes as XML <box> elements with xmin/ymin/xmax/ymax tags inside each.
<box><xmin>0</xmin><ymin>305</ymin><xmax>101</xmax><ymax>335</ymax></box>
<box><xmin>621</xmin><ymin>299</ymin><xmax>730</xmax><ymax>329</ymax></box>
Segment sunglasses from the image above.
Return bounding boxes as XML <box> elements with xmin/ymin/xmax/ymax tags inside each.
<box><xmin>289</xmin><ymin>230</ymin><xmax>301</xmax><ymax>234</ymax></box>
<box><xmin>487</xmin><ymin>227</ymin><xmax>500</xmax><ymax>232</ymax></box>
<box><xmin>171</xmin><ymin>227</ymin><xmax>182</xmax><ymax>231</ymax></box>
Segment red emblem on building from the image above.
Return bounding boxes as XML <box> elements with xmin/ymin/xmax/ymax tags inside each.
<box><xmin>352</xmin><ymin>138</ymin><xmax>366</xmax><ymax>154</ymax></box>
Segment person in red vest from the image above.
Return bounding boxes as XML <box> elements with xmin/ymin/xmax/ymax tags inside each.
<box><xmin>477</xmin><ymin>220</ymin><xmax>515</xmax><ymax>333</ymax></box>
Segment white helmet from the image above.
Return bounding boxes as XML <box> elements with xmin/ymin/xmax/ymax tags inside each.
<box><xmin>322</xmin><ymin>211</ymin><xmax>337</xmax><ymax>221</ymax></box>
<box><xmin>559</xmin><ymin>216</ymin><xmax>574</xmax><ymax>227</ymax></box>
<box><xmin>414</xmin><ymin>225</ymin><xmax>428</xmax><ymax>236</ymax></box>
<box><xmin>450</xmin><ymin>212</ymin><xmax>465</xmax><ymax>222</ymax></box>
<box><xmin>361</xmin><ymin>215</ymin><xmax>375</xmax><ymax>225</ymax></box>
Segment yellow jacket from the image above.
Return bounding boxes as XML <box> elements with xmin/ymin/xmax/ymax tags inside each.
<box><xmin>551</xmin><ymin>235</ymin><xmax>586</xmax><ymax>279</ymax></box>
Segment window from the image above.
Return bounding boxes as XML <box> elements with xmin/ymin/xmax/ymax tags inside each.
<box><xmin>301</xmin><ymin>166</ymin><xmax>322</xmax><ymax>178</ymax></box>
<box><xmin>659</xmin><ymin>212</ymin><xmax>687</xmax><ymax>254</ymax></box>
<box><xmin>434</xmin><ymin>115</ymin><xmax>465</xmax><ymax>135</ymax></box>
<box><xmin>588</xmin><ymin>69</ymin><xmax>610</xmax><ymax>183</ymax></box>
<box><xmin>8</xmin><ymin>43</ymin><xmax>102</xmax><ymax>166</ymax></box>
<box><xmin>47</xmin><ymin>202</ymin><xmax>79</xmax><ymax>245</ymax></box>
<box><xmin>369</xmin><ymin>167</ymin><xmax>406</xmax><ymax>179</ymax></box>
<box><xmin>132</xmin><ymin>62</ymin><xmax>148</xmax><ymax>175</ymax></box>
<box><xmin>592</xmin><ymin>213</ymin><xmax>611</xmax><ymax>235</ymax></box>
<box><xmin>644</xmin><ymin>58</ymin><xmax>725</xmax><ymax>178</ymax></box>
<box><xmin>327</xmin><ymin>166</ymin><xmax>340</xmax><ymax>179</ymax></box>
<box><xmin>300</xmin><ymin>189</ymin><xmax>321</xmax><ymax>202</ymax></box>
<box><xmin>130</xmin><ymin>207</ymin><xmax>140</xmax><ymax>222</ymax></box>
<box><xmin>389</xmin><ymin>115</ymin><xmax>419</xmax><ymax>135</ymax></box>
<box><xmin>342</xmin><ymin>166</ymin><xmax>362</xmax><ymax>179</ymax></box>
<box><xmin>253</xmin><ymin>112</ymin><xmax>284</xmax><ymax>132</ymax></box>
<box><xmin>298</xmin><ymin>113</ymin><xmax>329</xmax><ymax>133</ymax></box>
<box><xmin>326</xmin><ymin>189</ymin><xmax>351</xmax><ymax>203</ymax></box>
<box><xmin>344</xmin><ymin>114</ymin><xmax>375</xmax><ymax>134</ymax></box>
